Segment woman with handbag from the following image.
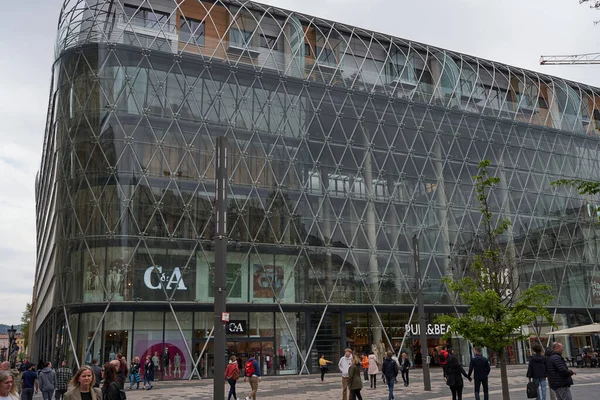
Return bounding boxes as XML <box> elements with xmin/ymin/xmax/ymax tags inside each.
<box><xmin>368</xmin><ymin>352</ymin><xmax>379</xmax><ymax>389</ymax></box>
<box><xmin>143</xmin><ymin>355</ymin><xmax>155</xmax><ymax>390</ymax></box>
<box><xmin>445</xmin><ymin>349</ymin><xmax>471</xmax><ymax>400</ymax></box>
<box><xmin>224</xmin><ymin>356</ymin><xmax>240</xmax><ymax>400</ymax></box>
<box><xmin>319</xmin><ymin>355</ymin><xmax>333</xmax><ymax>383</ymax></box>
<box><xmin>128</xmin><ymin>357</ymin><xmax>141</xmax><ymax>390</ymax></box>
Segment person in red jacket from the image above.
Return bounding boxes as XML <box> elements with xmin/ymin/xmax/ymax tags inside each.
<box><xmin>224</xmin><ymin>356</ymin><xmax>240</xmax><ymax>400</ymax></box>
<box><xmin>440</xmin><ymin>346</ymin><xmax>449</xmax><ymax>375</ymax></box>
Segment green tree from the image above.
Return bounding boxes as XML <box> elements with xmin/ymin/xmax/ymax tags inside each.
<box><xmin>436</xmin><ymin>160</ymin><xmax>554</xmax><ymax>400</ymax></box>
<box><xmin>551</xmin><ymin>179</ymin><xmax>600</xmax><ymax>197</ymax></box>
<box><xmin>20</xmin><ymin>303</ymin><xmax>32</xmax><ymax>351</ymax></box>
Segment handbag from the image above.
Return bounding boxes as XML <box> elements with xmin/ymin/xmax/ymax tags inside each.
<box><xmin>526</xmin><ymin>381</ymin><xmax>537</xmax><ymax>398</ymax></box>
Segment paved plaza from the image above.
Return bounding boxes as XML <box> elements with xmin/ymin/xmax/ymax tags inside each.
<box><xmin>52</xmin><ymin>365</ymin><xmax>600</xmax><ymax>400</ymax></box>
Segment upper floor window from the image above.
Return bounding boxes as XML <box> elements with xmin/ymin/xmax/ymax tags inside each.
<box><xmin>180</xmin><ymin>17</ymin><xmax>205</xmax><ymax>46</ymax></box>
<box><xmin>124</xmin><ymin>4</ymin><xmax>170</xmax><ymax>30</ymax></box>
<box><xmin>329</xmin><ymin>174</ymin><xmax>349</xmax><ymax>196</ymax></box>
<box><xmin>230</xmin><ymin>28</ymin><xmax>254</xmax><ymax>47</ymax></box>
<box><xmin>259</xmin><ymin>34</ymin><xmax>280</xmax><ymax>51</ymax></box>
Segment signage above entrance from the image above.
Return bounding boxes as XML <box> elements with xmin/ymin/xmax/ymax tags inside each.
<box><xmin>226</xmin><ymin>320</ymin><xmax>247</xmax><ymax>335</ymax></box>
<box><xmin>405</xmin><ymin>323</ymin><xmax>450</xmax><ymax>336</ymax></box>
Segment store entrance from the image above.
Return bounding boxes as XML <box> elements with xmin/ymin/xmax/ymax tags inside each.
<box><xmin>411</xmin><ymin>338</ymin><xmax>450</xmax><ymax>368</ymax></box>
<box><xmin>191</xmin><ymin>338</ymin><xmax>275</xmax><ymax>378</ymax></box>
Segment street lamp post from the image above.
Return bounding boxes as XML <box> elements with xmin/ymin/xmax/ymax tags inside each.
<box><xmin>213</xmin><ymin>136</ymin><xmax>228</xmax><ymax>400</ymax></box>
<box><xmin>7</xmin><ymin>325</ymin><xmax>16</xmax><ymax>368</ymax></box>
<box><xmin>413</xmin><ymin>234</ymin><xmax>431</xmax><ymax>391</ymax></box>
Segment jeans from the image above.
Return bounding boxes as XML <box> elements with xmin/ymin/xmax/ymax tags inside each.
<box><xmin>474</xmin><ymin>379</ymin><xmax>489</xmax><ymax>400</ymax></box>
<box><xmin>386</xmin><ymin>376</ymin><xmax>395</xmax><ymax>400</ymax></box>
<box><xmin>54</xmin><ymin>389</ymin><xmax>67</xmax><ymax>400</ymax></box>
<box><xmin>363</xmin><ymin>368</ymin><xmax>368</xmax><ymax>381</ymax></box>
<box><xmin>401</xmin><ymin>370</ymin><xmax>409</xmax><ymax>386</ymax></box>
<box><xmin>533</xmin><ymin>378</ymin><xmax>547</xmax><ymax>400</ymax></box>
<box><xmin>227</xmin><ymin>378</ymin><xmax>237</xmax><ymax>400</ymax></box>
<box><xmin>129</xmin><ymin>374</ymin><xmax>139</xmax><ymax>389</ymax></box>
<box><xmin>20</xmin><ymin>388</ymin><xmax>34</xmax><ymax>400</ymax></box>
<box><xmin>42</xmin><ymin>390</ymin><xmax>54</xmax><ymax>400</ymax></box>
<box><xmin>143</xmin><ymin>375</ymin><xmax>153</xmax><ymax>389</ymax></box>
<box><xmin>552</xmin><ymin>386</ymin><xmax>572</xmax><ymax>400</ymax></box>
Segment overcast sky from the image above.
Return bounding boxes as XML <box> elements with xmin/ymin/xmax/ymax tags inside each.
<box><xmin>0</xmin><ymin>0</ymin><xmax>598</xmax><ymax>325</ymax></box>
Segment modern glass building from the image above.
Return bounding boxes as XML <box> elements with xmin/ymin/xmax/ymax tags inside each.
<box><xmin>33</xmin><ymin>0</ymin><xmax>600</xmax><ymax>377</ymax></box>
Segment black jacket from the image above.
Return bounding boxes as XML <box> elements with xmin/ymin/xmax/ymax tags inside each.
<box><xmin>546</xmin><ymin>350</ymin><xmax>573</xmax><ymax>389</ymax></box>
<box><xmin>445</xmin><ymin>355</ymin><xmax>470</xmax><ymax>388</ymax></box>
<box><xmin>382</xmin><ymin>357</ymin><xmax>398</xmax><ymax>379</ymax></box>
<box><xmin>102</xmin><ymin>381</ymin><xmax>121</xmax><ymax>400</ymax></box>
<box><xmin>468</xmin><ymin>354</ymin><xmax>491</xmax><ymax>381</ymax></box>
<box><xmin>527</xmin><ymin>354</ymin><xmax>547</xmax><ymax>379</ymax></box>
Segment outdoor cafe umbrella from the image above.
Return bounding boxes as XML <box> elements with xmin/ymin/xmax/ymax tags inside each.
<box><xmin>550</xmin><ymin>323</ymin><xmax>600</xmax><ymax>335</ymax></box>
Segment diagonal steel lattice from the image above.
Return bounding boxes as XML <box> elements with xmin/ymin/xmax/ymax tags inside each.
<box><xmin>35</xmin><ymin>0</ymin><xmax>600</xmax><ymax>374</ymax></box>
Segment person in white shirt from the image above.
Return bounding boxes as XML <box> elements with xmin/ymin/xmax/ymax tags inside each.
<box><xmin>338</xmin><ymin>349</ymin><xmax>353</xmax><ymax>400</ymax></box>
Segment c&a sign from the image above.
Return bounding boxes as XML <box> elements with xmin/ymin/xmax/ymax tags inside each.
<box><xmin>226</xmin><ymin>320</ymin><xmax>247</xmax><ymax>335</ymax></box>
<box><xmin>143</xmin><ymin>266</ymin><xmax>188</xmax><ymax>290</ymax></box>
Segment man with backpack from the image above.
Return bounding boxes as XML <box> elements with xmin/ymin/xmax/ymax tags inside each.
<box><xmin>439</xmin><ymin>346</ymin><xmax>449</xmax><ymax>375</ymax></box>
<box><xmin>243</xmin><ymin>353</ymin><xmax>261</xmax><ymax>400</ymax></box>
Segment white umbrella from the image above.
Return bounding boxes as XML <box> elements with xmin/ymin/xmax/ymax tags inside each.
<box><xmin>550</xmin><ymin>323</ymin><xmax>600</xmax><ymax>335</ymax></box>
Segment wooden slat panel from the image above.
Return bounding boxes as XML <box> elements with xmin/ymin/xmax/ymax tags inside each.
<box><xmin>177</xmin><ymin>0</ymin><xmax>229</xmax><ymax>59</ymax></box>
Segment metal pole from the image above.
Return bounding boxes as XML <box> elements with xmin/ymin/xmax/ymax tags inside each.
<box><xmin>413</xmin><ymin>234</ymin><xmax>431</xmax><ymax>391</ymax></box>
<box><xmin>214</xmin><ymin>136</ymin><xmax>228</xmax><ymax>399</ymax></box>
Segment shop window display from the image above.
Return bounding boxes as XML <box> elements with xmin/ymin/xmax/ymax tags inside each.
<box><xmin>103</xmin><ymin>312</ymin><xmax>132</xmax><ymax>362</ymax></box>
<box><xmin>132</xmin><ymin>312</ymin><xmax>164</xmax><ymax>380</ymax></box>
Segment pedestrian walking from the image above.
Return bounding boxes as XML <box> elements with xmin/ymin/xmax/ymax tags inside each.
<box><xmin>367</xmin><ymin>353</ymin><xmax>379</xmax><ymax>389</ymax></box>
<box><xmin>128</xmin><ymin>357</ymin><xmax>141</xmax><ymax>390</ymax></box>
<box><xmin>400</xmin><ymin>352</ymin><xmax>410</xmax><ymax>387</ymax></box>
<box><xmin>20</xmin><ymin>364</ymin><xmax>38</xmax><ymax>400</ymax></box>
<box><xmin>546</xmin><ymin>342</ymin><xmax>575</xmax><ymax>400</ymax></box>
<box><xmin>115</xmin><ymin>355</ymin><xmax>128</xmax><ymax>390</ymax></box>
<box><xmin>55</xmin><ymin>360</ymin><xmax>73</xmax><ymax>400</ymax></box>
<box><xmin>0</xmin><ymin>370</ymin><xmax>19</xmax><ymax>400</ymax></box>
<box><xmin>360</xmin><ymin>354</ymin><xmax>369</xmax><ymax>382</ymax></box>
<box><xmin>382</xmin><ymin>351</ymin><xmax>398</xmax><ymax>400</ymax></box>
<box><xmin>467</xmin><ymin>347</ymin><xmax>491</xmax><ymax>400</ymax></box>
<box><xmin>0</xmin><ymin>362</ymin><xmax>21</xmax><ymax>396</ymax></box>
<box><xmin>445</xmin><ymin>349</ymin><xmax>471</xmax><ymax>400</ymax></box>
<box><xmin>439</xmin><ymin>346</ymin><xmax>449</xmax><ymax>375</ymax></box>
<box><xmin>225</xmin><ymin>356</ymin><xmax>240</xmax><ymax>400</ymax></box>
<box><xmin>63</xmin><ymin>366</ymin><xmax>102</xmax><ymax>400</ymax></box>
<box><xmin>89</xmin><ymin>360</ymin><xmax>102</xmax><ymax>389</ymax></box>
<box><xmin>101</xmin><ymin>363</ymin><xmax>121</xmax><ymax>400</ymax></box>
<box><xmin>390</xmin><ymin>353</ymin><xmax>400</xmax><ymax>383</ymax></box>
<box><xmin>243</xmin><ymin>352</ymin><xmax>261</xmax><ymax>400</ymax></box>
<box><xmin>318</xmin><ymin>355</ymin><xmax>333</xmax><ymax>383</ymax></box>
<box><xmin>338</xmin><ymin>349</ymin><xmax>353</xmax><ymax>400</ymax></box>
<box><xmin>39</xmin><ymin>362</ymin><xmax>56</xmax><ymax>400</ymax></box>
<box><xmin>527</xmin><ymin>343</ymin><xmax>548</xmax><ymax>400</ymax></box>
<box><xmin>347</xmin><ymin>356</ymin><xmax>363</xmax><ymax>400</ymax></box>
<box><xmin>143</xmin><ymin>355</ymin><xmax>154</xmax><ymax>390</ymax></box>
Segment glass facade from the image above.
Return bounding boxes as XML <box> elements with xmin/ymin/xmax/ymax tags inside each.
<box><xmin>34</xmin><ymin>0</ymin><xmax>600</xmax><ymax>374</ymax></box>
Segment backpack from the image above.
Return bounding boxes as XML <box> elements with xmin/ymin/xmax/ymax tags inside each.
<box><xmin>439</xmin><ymin>352</ymin><xmax>446</xmax><ymax>363</ymax></box>
<box><xmin>232</xmin><ymin>366</ymin><xmax>239</xmax><ymax>381</ymax></box>
<box><xmin>245</xmin><ymin>360</ymin><xmax>255</xmax><ymax>377</ymax></box>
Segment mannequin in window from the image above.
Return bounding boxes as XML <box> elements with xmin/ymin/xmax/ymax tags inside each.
<box><xmin>162</xmin><ymin>347</ymin><xmax>171</xmax><ymax>377</ymax></box>
<box><xmin>173</xmin><ymin>353</ymin><xmax>182</xmax><ymax>379</ymax></box>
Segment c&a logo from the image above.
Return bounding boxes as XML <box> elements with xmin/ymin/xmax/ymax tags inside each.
<box><xmin>143</xmin><ymin>266</ymin><xmax>187</xmax><ymax>290</ymax></box>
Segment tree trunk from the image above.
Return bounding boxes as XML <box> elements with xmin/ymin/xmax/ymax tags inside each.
<box><xmin>499</xmin><ymin>347</ymin><xmax>510</xmax><ymax>400</ymax></box>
